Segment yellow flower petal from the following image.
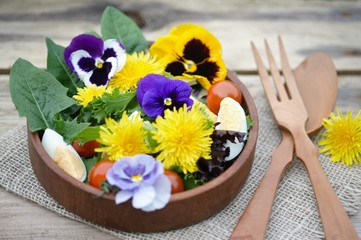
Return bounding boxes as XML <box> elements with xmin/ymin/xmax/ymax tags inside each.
<box><xmin>109</xmin><ymin>51</ymin><xmax>165</xmax><ymax>92</ymax></box>
<box><xmin>96</xmin><ymin>112</ymin><xmax>151</xmax><ymax>161</ymax></box>
<box><xmin>152</xmin><ymin>105</ymin><xmax>214</xmax><ymax>174</ymax></box>
<box><xmin>318</xmin><ymin>108</ymin><xmax>361</xmax><ymax>166</ymax></box>
<box><xmin>73</xmin><ymin>84</ymin><xmax>109</xmax><ymax>106</ymax></box>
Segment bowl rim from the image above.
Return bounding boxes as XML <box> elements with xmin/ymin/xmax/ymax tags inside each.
<box><xmin>28</xmin><ymin>69</ymin><xmax>259</xmax><ymax>204</ymax></box>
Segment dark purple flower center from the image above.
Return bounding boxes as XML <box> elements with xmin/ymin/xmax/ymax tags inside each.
<box><xmin>89</xmin><ymin>62</ymin><xmax>114</xmax><ymax>86</ymax></box>
<box><xmin>124</xmin><ymin>165</ymin><xmax>145</xmax><ymax>178</ymax></box>
<box><xmin>183</xmin><ymin>38</ymin><xmax>210</xmax><ymax>63</ymax></box>
<box><xmin>102</xmin><ymin>48</ymin><xmax>116</xmax><ymax>60</ymax></box>
<box><xmin>78</xmin><ymin>58</ymin><xmax>96</xmax><ymax>72</ymax></box>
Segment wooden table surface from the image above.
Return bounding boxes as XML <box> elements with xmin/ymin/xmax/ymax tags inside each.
<box><xmin>1</xmin><ymin>0</ymin><xmax>361</xmax><ymax>239</ymax></box>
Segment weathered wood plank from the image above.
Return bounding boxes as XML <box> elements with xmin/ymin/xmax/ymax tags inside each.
<box><xmin>0</xmin><ymin>190</ymin><xmax>118</xmax><ymax>240</ymax></box>
<box><xmin>0</xmin><ymin>0</ymin><xmax>361</xmax><ymax>70</ymax></box>
<box><xmin>0</xmin><ymin>75</ymin><xmax>25</xmax><ymax>134</ymax></box>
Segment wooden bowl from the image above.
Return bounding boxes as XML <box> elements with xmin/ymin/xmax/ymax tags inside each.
<box><xmin>27</xmin><ymin>70</ymin><xmax>259</xmax><ymax>232</ymax></box>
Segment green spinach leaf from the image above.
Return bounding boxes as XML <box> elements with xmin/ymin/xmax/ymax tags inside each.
<box><xmin>9</xmin><ymin>58</ymin><xmax>75</xmax><ymax>132</ymax></box>
<box><xmin>100</xmin><ymin>6</ymin><xmax>148</xmax><ymax>53</ymax></box>
<box><xmin>46</xmin><ymin>37</ymin><xmax>82</xmax><ymax>96</ymax></box>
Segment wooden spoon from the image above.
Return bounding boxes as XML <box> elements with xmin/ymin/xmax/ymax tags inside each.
<box><xmin>229</xmin><ymin>52</ymin><xmax>338</xmax><ymax>239</ymax></box>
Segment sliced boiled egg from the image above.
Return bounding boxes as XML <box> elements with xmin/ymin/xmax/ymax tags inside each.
<box><xmin>42</xmin><ymin>128</ymin><xmax>86</xmax><ymax>182</ymax></box>
<box><xmin>215</xmin><ymin>97</ymin><xmax>248</xmax><ymax>161</ymax></box>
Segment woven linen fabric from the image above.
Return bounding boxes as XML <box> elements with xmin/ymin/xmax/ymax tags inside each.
<box><xmin>1</xmin><ymin>96</ymin><xmax>361</xmax><ymax>240</ymax></box>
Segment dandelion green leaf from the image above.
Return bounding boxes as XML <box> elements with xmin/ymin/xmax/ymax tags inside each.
<box><xmin>53</xmin><ymin>117</ymin><xmax>90</xmax><ymax>143</ymax></box>
<box><xmin>9</xmin><ymin>58</ymin><xmax>75</xmax><ymax>132</ymax></box>
<box><xmin>102</xmin><ymin>90</ymin><xmax>136</xmax><ymax>115</ymax></box>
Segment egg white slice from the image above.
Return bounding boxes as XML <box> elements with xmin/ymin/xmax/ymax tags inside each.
<box><xmin>215</xmin><ymin>97</ymin><xmax>248</xmax><ymax>161</ymax></box>
<box><xmin>42</xmin><ymin>128</ymin><xmax>86</xmax><ymax>182</ymax></box>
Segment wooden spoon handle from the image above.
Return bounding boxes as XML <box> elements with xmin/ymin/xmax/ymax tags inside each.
<box><xmin>229</xmin><ymin>131</ymin><xmax>294</xmax><ymax>240</ymax></box>
<box><xmin>294</xmin><ymin>130</ymin><xmax>359</xmax><ymax>240</ymax></box>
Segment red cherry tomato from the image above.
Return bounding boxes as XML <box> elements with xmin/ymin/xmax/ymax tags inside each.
<box><xmin>164</xmin><ymin>170</ymin><xmax>184</xmax><ymax>194</ymax></box>
<box><xmin>88</xmin><ymin>160</ymin><xmax>114</xmax><ymax>189</ymax></box>
<box><xmin>206</xmin><ymin>80</ymin><xmax>243</xmax><ymax>114</ymax></box>
<box><xmin>72</xmin><ymin>140</ymin><xmax>99</xmax><ymax>158</ymax></box>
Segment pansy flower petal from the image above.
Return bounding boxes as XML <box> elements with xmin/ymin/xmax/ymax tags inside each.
<box><xmin>69</xmin><ymin>50</ymin><xmax>94</xmax><ymax>79</ymax></box>
<box><xmin>132</xmin><ymin>185</ymin><xmax>156</xmax><ymax>209</ymax></box>
<box><xmin>105</xmin><ymin>154</ymin><xmax>171</xmax><ymax>211</ymax></box>
<box><xmin>164</xmin><ymin>80</ymin><xmax>192</xmax><ymax>100</ymax></box>
<box><xmin>105</xmin><ymin>57</ymin><xmax>119</xmax><ymax>80</ymax></box>
<box><xmin>103</xmin><ymin>39</ymin><xmax>127</xmax><ymax>72</ymax></box>
<box><xmin>137</xmin><ymin>74</ymin><xmax>193</xmax><ymax>118</ymax></box>
<box><xmin>150</xmin><ymin>24</ymin><xmax>226</xmax><ymax>86</ymax></box>
<box><xmin>78</xmin><ymin>57</ymin><xmax>96</xmax><ymax>73</ymax></box>
<box><xmin>134</xmin><ymin>154</ymin><xmax>161</xmax><ymax>180</ymax></box>
<box><xmin>65</xmin><ymin>34</ymin><xmax>126</xmax><ymax>87</ymax></box>
<box><xmin>136</xmin><ymin>74</ymin><xmax>168</xmax><ymax>104</ymax></box>
<box><xmin>107</xmin><ymin>159</ymin><xmax>135</xmax><ymax>189</ymax></box>
<box><xmin>106</xmin><ymin>165</ymin><xmax>123</xmax><ymax>187</ymax></box>
<box><xmin>163</xmin><ymin>80</ymin><xmax>193</xmax><ymax>109</ymax></box>
<box><xmin>165</xmin><ymin>61</ymin><xmax>186</xmax><ymax>77</ymax></box>
<box><xmin>151</xmin><ymin>175</ymin><xmax>171</xmax><ymax>207</ymax></box>
<box><xmin>141</xmin><ymin>175</ymin><xmax>171</xmax><ymax>212</ymax></box>
<box><xmin>148</xmin><ymin>35</ymin><xmax>178</xmax><ymax>57</ymax></box>
<box><xmin>85</xmin><ymin>62</ymin><xmax>113</xmax><ymax>86</ymax></box>
<box><xmin>115</xmin><ymin>190</ymin><xmax>133</xmax><ymax>205</ymax></box>
<box><xmin>64</xmin><ymin>34</ymin><xmax>104</xmax><ymax>69</ymax></box>
<box><xmin>182</xmin><ymin>74</ymin><xmax>212</xmax><ymax>90</ymax></box>
<box><xmin>182</xmin><ymin>38</ymin><xmax>211</xmax><ymax>63</ymax></box>
<box><xmin>194</xmin><ymin>61</ymin><xmax>222</xmax><ymax>81</ymax></box>
<box><xmin>142</xmin><ymin>90</ymin><xmax>167</xmax><ymax>118</ymax></box>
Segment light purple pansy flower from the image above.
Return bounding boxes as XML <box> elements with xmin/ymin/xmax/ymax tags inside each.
<box><xmin>64</xmin><ymin>34</ymin><xmax>126</xmax><ymax>86</ymax></box>
<box><xmin>136</xmin><ymin>74</ymin><xmax>194</xmax><ymax>118</ymax></box>
<box><xmin>106</xmin><ymin>154</ymin><xmax>171</xmax><ymax>212</ymax></box>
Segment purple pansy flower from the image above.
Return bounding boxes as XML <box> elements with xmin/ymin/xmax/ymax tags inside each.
<box><xmin>106</xmin><ymin>154</ymin><xmax>171</xmax><ymax>212</ymax></box>
<box><xmin>64</xmin><ymin>34</ymin><xmax>126</xmax><ymax>86</ymax></box>
<box><xmin>136</xmin><ymin>74</ymin><xmax>194</xmax><ymax>118</ymax></box>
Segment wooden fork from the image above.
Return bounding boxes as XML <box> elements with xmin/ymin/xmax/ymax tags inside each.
<box><xmin>231</xmin><ymin>37</ymin><xmax>358</xmax><ymax>240</ymax></box>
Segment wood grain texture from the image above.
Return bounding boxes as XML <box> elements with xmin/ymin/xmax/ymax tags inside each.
<box><xmin>0</xmin><ymin>0</ymin><xmax>361</xmax><ymax>70</ymax></box>
<box><xmin>0</xmin><ymin>190</ymin><xmax>118</xmax><ymax>240</ymax></box>
<box><xmin>230</xmin><ymin>52</ymin><xmax>340</xmax><ymax>239</ymax></box>
<box><xmin>26</xmin><ymin>70</ymin><xmax>258</xmax><ymax>232</ymax></box>
<box><xmin>251</xmin><ymin>39</ymin><xmax>358</xmax><ymax>239</ymax></box>
<box><xmin>1</xmin><ymin>0</ymin><xmax>361</xmax><ymax>239</ymax></box>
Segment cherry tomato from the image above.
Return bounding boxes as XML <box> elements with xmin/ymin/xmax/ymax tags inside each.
<box><xmin>164</xmin><ymin>170</ymin><xmax>184</xmax><ymax>194</ymax></box>
<box><xmin>206</xmin><ymin>80</ymin><xmax>243</xmax><ymax>114</ymax></box>
<box><xmin>72</xmin><ymin>140</ymin><xmax>99</xmax><ymax>158</ymax></box>
<box><xmin>88</xmin><ymin>160</ymin><xmax>114</xmax><ymax>189</ymax></box>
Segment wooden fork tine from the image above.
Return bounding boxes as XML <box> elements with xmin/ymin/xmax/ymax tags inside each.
<box><xmin>278</xmin><ymin>36</ymin><xmax>308</xmax><ymax>113</ymax></box>
<box><xmin>251</xmin><ymin>42</ymin><xmax>278</xmax><ymax>104</ymax></box>
<box><xmin>264</xmin><ymin>39</ymin><xmax>288</xmax><ymax>101</ymax></box>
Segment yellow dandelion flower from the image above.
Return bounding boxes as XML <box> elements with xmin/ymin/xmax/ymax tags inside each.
<box><xmin>318</xmin><ymin>108</ymin><xmax>361</xmax><ymax>166</ymax></box>
<box><xmin>108</xmin><ymin>51</ymin><xmax>165</xmax><ymax>91</ymax></box>
<box><xmin>152</xmin><ymin>104</ymin><xmax>214</xmax><ymax>173</ymax></box>
<box><xmin>96</xmin><ymin>112</ymin><xmax>150</xmax><ymax>161</ymax></box>
<box><xmin>73</xmin><ymin>84</ymin><xmax>109</xmax><ymax>106</ymax></box>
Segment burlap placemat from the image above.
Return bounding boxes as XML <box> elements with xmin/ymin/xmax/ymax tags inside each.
<box><xmin>1</xmin><ymin>96</ymin><xmax>361</xmax><ymax>239</ymax></box>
